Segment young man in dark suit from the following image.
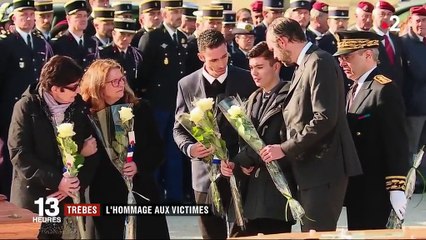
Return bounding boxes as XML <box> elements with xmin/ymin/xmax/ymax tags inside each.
<box><xmin>335</xmin><ymin>30</ymin><xmax>409</xmax><ymax>230</ymax></box>
<box><xmin>173</xmin><ymin>29</ymin><xmax>256</xmax><ymax>239</ymax></box>
<box><xmin>265</xmin><ymin>18</ymin><xmax>362</xmax><ymax>232</ymax></box>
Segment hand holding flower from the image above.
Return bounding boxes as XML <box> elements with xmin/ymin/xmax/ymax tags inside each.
<box><xmin>58</xmin><ymin>176</ymin><xmax>80</xmax><ymax>197</ymax></box>
<box><xmin>190</xmin><ymin>142</ymin><xmax>215</xmax><ymax>158</ymax></box>
<box><xmin>81</xmin><ymin>135</ymin><xmax>97</xmax><ymax>157</ymax></box>
<box><xmin>260</xmin><ymin>144</ymin><xmax>285</xmax><ymax>163</ymax></box>
<box><xmin>220</xmin><ymin>160</ymin><xmax>235</xmax><ymax>177</ymax></box>
<box><xmin>48</xmin><ymin>190</ymin><xmax>68</xmax><ymax>202</ymax></box>
<box><xmin>123</xmin><ymin>161</ymin><xmax>138</xmax><ymax>178</ymax></box>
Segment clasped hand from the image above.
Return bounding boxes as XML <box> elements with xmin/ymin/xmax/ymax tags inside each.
<box><xmin>260</xmin><ymin>144</ymin><xmax>285</xmax><ymax>163</ymax></box>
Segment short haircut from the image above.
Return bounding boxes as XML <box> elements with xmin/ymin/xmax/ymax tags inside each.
<box><xmin>248</xmin><ymin>41</ymin><xmax>277</xmax><ymax>65</ymax></box>
<box><xmin>39</xmin><ymin>55</ymin><xmax>83</xmax><ymax>91</ymax></box>
<box><xmin>197</xmin><ymin>29</ymin><xmax>226</xmax><ymax>52</ymax></box>
<box><xmin>236</xmin><ymin>8</ymin><xmax>251</xmax><ymax>20</ymax></box>
<box><xmin>310</xmin><ymin>9</ymin><xmax>326</xmax><ymax>21</ymax></box>
<box><xmin>269</xmin><ymin>17</ymin><xmax>306</xmax><ymax>43</ymax></box>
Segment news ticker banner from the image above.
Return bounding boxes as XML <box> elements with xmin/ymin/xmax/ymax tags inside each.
<box><xmin>33</xmin><ymin>197</ymin><xmax>212</xmax><ymax>223</ymax></box>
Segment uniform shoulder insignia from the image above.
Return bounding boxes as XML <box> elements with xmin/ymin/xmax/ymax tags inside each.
<box><xmin>373</xmin><ymin>75</ymin><xmax>392</xmax><ymax>85</ymax></box>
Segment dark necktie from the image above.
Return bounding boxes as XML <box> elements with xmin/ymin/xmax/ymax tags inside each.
<box><xmin>347</xmin><ymin>82</ymin><xmax>358</xmax><ymax>111</ymax></box>
<box><xmin>27</xmin><ymin>34</ymin><xmax>32</xmax><ymax>48</ymax></box>
<box><xmin>383</xmin><ymin>35</ymin><xmax>395</xmax><ymax>65</ymax></box>
<box><xmin>79</xmin><ymin>38</ymin><xmax>84</xmax><ymax>48</ymax></box>
<box><xmin>173</xmin><ymin>33</ymin><xmax>178</xmax><ymax>45</ymax></box>
<box><xmin>423</xmin><ymin>37</ymin><xmax>426</xmax><ymax>45</ymax></box>
<box><xmin>121</xmin><ymin>51</ymin><xmax>126</xmax><ymax>60</ymax></box>
<box><xmin>212</xmin><ymin>79</ymin><xmax>220</xmax><ymax>88</ymax></box>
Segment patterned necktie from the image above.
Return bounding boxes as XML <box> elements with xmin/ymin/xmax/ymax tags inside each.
<box><xmin>383</xmin><ymin>35</ymin><xmax>395</xmax><ymax>65</ymax></box>
<box><xmin>347</xmin><ymin>82</ymin><xmax>358</xmax><ymax>111</ymax></box>
<box><xmin>27</xmin><ymin>34</ymin><xmax>32</xmax><ymax>48</ymax></box>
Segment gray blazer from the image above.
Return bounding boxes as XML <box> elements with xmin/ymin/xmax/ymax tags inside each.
<box><xmin>280</xmin><ymin>45</ymin><xmax>362</xmax><ymax>190</ymax></box>
<box><xmin>173</xmin><ymin>66</ymin><xmax>256</xmax><ymax>192</ymax></box>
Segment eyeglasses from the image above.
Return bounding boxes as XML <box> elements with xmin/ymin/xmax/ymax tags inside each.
<box><xmin>338</xmin><ymin>50</ymin><xmax>366</xmax><ymax>62</ymax></box>
<box><xmin>61</xmin><ymin>81</ymin><xmax>81</xmax><ymax>92</ymax></box>
<box><xmin>106</xmin><ymin>76</ymin><xmax>126</xmax><ymax>87</ymax></box>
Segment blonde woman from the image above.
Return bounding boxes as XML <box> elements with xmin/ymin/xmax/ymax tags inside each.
<box><xmin>80</xmin><ymin>59</ymin><xmax>169</xmax><ymax>239</ymax></box>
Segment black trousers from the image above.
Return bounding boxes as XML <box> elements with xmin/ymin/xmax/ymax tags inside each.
<box><xmin>299</xmin><ymin>177</ymin><xmax>348</xmax><ymax>232</ymax></box>
<box><xmin>194</xmin><ymin>190</ymin><xmax>227</xmax><ymax>239</ymax></box>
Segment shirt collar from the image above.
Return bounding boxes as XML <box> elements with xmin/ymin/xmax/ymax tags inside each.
<box><xmin>69</xmin><ymin>30</ymin><xmax>84</xmax><ymax>45</ymax></box>
<box><xmin>163</xmin><ymin>22</ymin><xmax>177</xmax><ymax>39</ymax></box>
<box><xmin>296</xmin><ymin>41</ymin><xmax>313</xmax><ymax>66</ymax></box>
<box><xmin>308</xmin><ymin>26</ymin><xmax>322</xmax><ymax>37</ymax></box>
<box><xmin>354</xmin><ymin>66</ymin><xmax>376</xmax><ymax>96</ymax></box>
<box><xmin>373</xmin><ymin>26</ymin><xmax>388</xmax><ymax>37</ymax></box>
<box><xmin>95</xmin><ymin>34</ymin><xmax>110</xmax><ymax>46</ymax></box>
<box><xmin>418</xmin><ymin>35</ymin><xmax>424</xmax><ymax>42</ymax></box>
<box><xmin>202</xmin><ymin>66</ymin><xmax>228</xmax><ymax>84</ymax></box>
<box><xmin>16</xmin><ymin>27</ymin><xmax>31</xmax><ymax>42</ymax></box>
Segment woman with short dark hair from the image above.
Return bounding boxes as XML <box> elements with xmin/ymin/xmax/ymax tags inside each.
<box><xmin>8</xmin><ymin>55</ymin><xmax>99</xmax><ymax>239</ymax></box>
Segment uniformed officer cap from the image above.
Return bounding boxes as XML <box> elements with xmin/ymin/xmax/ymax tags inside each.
<box><xmin>223</xmin><ymin>10</ymin><xmax>236</xmax><ymax>25</ymax></box>
<box><xmin>232</xmin><ymin>22</ymin><xmax>254</xmax><ymax>35</ymax></box>
<box><xmin>13</xmin><ymin>0</ymin><xmax>35</xmax><ymax>12</ymax></box>
<box><xmin>357</xmin><ymin>1</ymin><xmax>374</xmax><ymax>13</ymax></box>
<box><xmin>211</xmin><ymin>0</ymin><xmax>232</xmax><ymax>11</ymax></box>
<box><xmin>263</xmin><ymin>0</ymin><xmax>284</xmax><ymax>10</ymax></box>
<box><xmin>197</xmin><ymin>5</ymin><xmax>223</xmax><ymax>20</ymax></box>
<box><xmin>0</xmin><ymin>2</ymin><xmax>13</xmax><ymax>22</ymax></box>
<box><xmin>114</xmin><ymin>18</ymin><xmax>137</xmax><ymax>34</ymax></box>
<box><xmin>161</xmin><ymin>0</ymin><xmax>183</xmax><ymax>9</ymax></box>
<box><xmin>333</xmin><ymin>30</ymin><xmax>381</xmax><ymax>56</ymax></box>
<box><xmin>182</xmin><ymin>2</ymin><xmax>198</xmax><ymax>19</ymax></box>
<box><xmin>140</xmin><ymin>0</ymin><xmax>160</xmax><ymax>13</ymax></box>
<box><xmin>35</xmin><ymin>0</ymin><xmax>53</xmax><ymax>13</ymax></box>
<box><xmin>328</xmin><ymin>6</ymin><xmax>349</xmax><ymax>19</ymax></box>
<box><xmin>93</xmin><ymin>7</ymin><xmax>115</xmax><ymax>20</ymax></box>
<box><xmin>64</xmin><ymin>0</ymin><xmax>89</xmax><ymax>15</ymax></box>
<box><xmin>290</xmin><ymin>0</ymin><xmax>311</xmax><ymax>10</ymax></box>
<box><xmin>112</xmin><ymin>2</ymin><xmax>133</xmax><ymax>15</ymax></box>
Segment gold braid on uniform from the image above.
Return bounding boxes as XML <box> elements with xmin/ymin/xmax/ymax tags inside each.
<box><xmin>385</xmin><ymin>176</ymin><xmax>406</xmax><ymax>191</ymax></box>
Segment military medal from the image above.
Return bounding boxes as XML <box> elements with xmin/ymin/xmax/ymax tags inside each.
<box><xmin>164</xmin><ymin>57</ymin><xmax>169</xmax><ymax>65</ymax></box>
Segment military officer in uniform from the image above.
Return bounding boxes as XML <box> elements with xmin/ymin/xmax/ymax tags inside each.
<box><xmin>334</xmin><ymin>30</ymin><xmax>409</xmax><ymax>230</ymax></box>
<box><xmin>289</xmin><ymin>0</ymin><xmax>317</xmax><ymax>44</ymax></box>
<box><xmin>33</xmin><ymin>0</ymin><xmax>53</xmax><ymax>41</ymax></box>
<box><xmin>112</xmin><ymin>1</ymin><xmax>133</xmax><ymax>19</ymax></box>
<box><xmin>85</xmin><ymin>0</ymin><xmax>109</xmax><ymax>37</ymax></box>
<box><xmin>349</xmin><ymin>1</ymin><xmax>374</xmax><ymax>31</ymax></box>
<box><xmin>307</xmin><ymin>1</ymin><xmax>329</xmax><ymax>40</ymax></box>
<box><xmin>131</xmin><ymin>0</ymin><xmax>161</xmax><ymax>48</ymax></box>
<box><xmin>318</xmin><ymin>6</ymin><xmax>349</xmax><ymax>55</ymax></box>
<box><xmin>222</xmin><ymin>10</ymin><xmax>236</xmax><ymax>45</ymax></box>
<box><xmin>212</xmin><ymin>0</ymin><xmax>232</xmax><ymax>11</ymax></box>
<box><xmin>371</xmin><ymin>1</ymin><xmax>404</xmax><ymax>89</ymax></box>
<box><xmin>178</xmin><ymin>2</ymin><xmax>198</xmax><ymax>38</ymax></box>
<box><xmin>138</xmin><ymin>0</ymin><xmax>188</xmax><ymax>203</ymax></box>
<box><xmin>229</xmin><ymin>22</ymin><xmax>255</xmax><ymax>70</ymax></box>
<box><xmin>0</xmin><ymin>0</ymin><xmax>53</xmax><ymax>198</ymax></box>
<box><xmin>250</xmin><ymin>0</ymin><xmax>263</xmax><ymax>26</ymax></box>
<box><xmin>253</xmin><ymin>0</ymin><xmax>283</xmax><ymax>44</ymax></box>
<box><xmin>99</xmin><ymin>18</ymin><xmax>144</xmax><ymax>96</ymax></box>
<box><xmin>51</xmin><ymin>0</ymin><xmax>98</xmax><ymax>70</ymax></box>
<box><xmin>91</xmin><ymin>7</ymin><xmax>114</xmax><ymax>47</ymax></box>
<box><xmin>186</xmin><ymin>5</ymin><xmax>224</xmax><ymax>75</ymax></box>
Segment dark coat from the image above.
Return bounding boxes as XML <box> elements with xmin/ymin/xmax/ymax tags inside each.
<box><xmin>99</xmin><ymin>44</ymin><xmax>144</xmax><ymax>96</ymax></box>
<box><xmin>132</xmin><ymin>28</ymin><xmax>148</xmax><ymax>48</ymax></box>
<box><xmin>8</xmin><ymin>84</ymin><xmax>99</xmax><ymax>214</ymax></box>
<box><xmin>232</xmin><ymin>82</ymin><xmax>297</xmax><ymax>222</ymax></box>
<box><xmin>254</xmin><ymin>22</ymin><xmax>267</xmax><ymax>45</ymax></box>
<box><xmin>0</xmin><ymin>31</ymin><xmax>53</xmax><ymax>139</ymax></box>
<box><xmin>138</xmin><ymin>24</ymin><xmax>188</xmax><ymax>110</ymax></box>
<box><xmin>400</xmin><ymin>30</ymin><xmax>426</xmax><ymax>116</ymax></box>
<box><xmin>173</xmin><ymin>66</ymin><xmax>257</xmax><ymax>193</ymax></box>
<box><xmin>305</xmin><ymin>29</ymin><xmax>318</xmax><ymax>45</ymax></box>
<box><xmin>345</xmin><ymin>68</ymin><xmax>409</xmax><ymax>230</ymax></box>
<box><xmin>318</xmin><ymin>31</ymin><xmax>338</xmax><ymax>55</ymax></box>
<box><xmin>84</xmin><ymin>16</ymin><xmax>96</xmax><ymax>37</ymax></box>
<box><xmin>185</xmin><ymin>34</ymin><xmax>203</xmax><ymax>75</ymax></box>
<box><xmin>50</xmin><ymin>31</ymin><xmax>98</xmax><ymax>70</ymax></box>
<box><xmin>370</xmin><ymin>29</ymin><xmax>404</xmax><ymax>90</ymax></box>
<box><xmin>89</xmin><ymin>100</ymin><xmax>169</xmax><ymax>239</ymax></box>
<box><xmin>91</xmin><ymin>35</ymin><xmax>110</xmax><ymax>47</ymax></box>
<box><xmin>229</xmin><ymin>45</ymin><xmax>249</xmax><ymax>70</ymax></box>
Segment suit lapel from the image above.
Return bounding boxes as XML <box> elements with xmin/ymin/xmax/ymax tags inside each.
<box><xmin>349</xmin><ymin>70</ymin><xmax>376</xmax><ymax>113</ymax></box>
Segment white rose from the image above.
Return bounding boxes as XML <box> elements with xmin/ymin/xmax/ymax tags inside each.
<box><xmin>227</xmin><ymin>105</ymin><xmax>242</xmax><ymax>119</ymax></box>
<box><xmin>195</xmin><ymin>98</ymin><xmax>214</xmax><ymax>112</ymax></box>
<box><xmin>189</xmin><ymin>107</ymin><xmax>204</xmax><ymax>124</ymax></box>
<box><xmin>57</xmin><ymin>123</ymin><xmax>76</xmax><ymax>138</ymax></box>
<box><xmin>118</xmin><ymin>107</ymin><xmax>134</xmax><ymax>123</ymax></box>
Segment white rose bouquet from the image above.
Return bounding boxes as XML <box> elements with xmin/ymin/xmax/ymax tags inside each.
<box><xmin>218</xmin><ymin>95</ymin><xmax>305</xmax><ymax>224</ymax></box>
<box><xmin>178</xmin><ymin>97</ymin><xmax>245</xmax><ymax>229</ymax></box>
<box><xmin>56</xmin><ymin>123</ymin><xmax>86</xmax><ymax>239</ymax></box>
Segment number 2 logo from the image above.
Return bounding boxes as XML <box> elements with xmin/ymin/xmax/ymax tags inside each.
<box><xmin>390</xmin><ymin>15</ymin><xmax>401</xmax><ymax>32</ymax></box>
<box><xmin>34</xmin><ymin>197</ymin><xmax>60</xmax><ymax>217</ymax></box>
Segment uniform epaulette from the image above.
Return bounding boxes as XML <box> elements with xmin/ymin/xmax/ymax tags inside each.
<box><xmin>374</xmin><ymin>75</ymin><xmax>392</xmax><ymax>85</ymax></box>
